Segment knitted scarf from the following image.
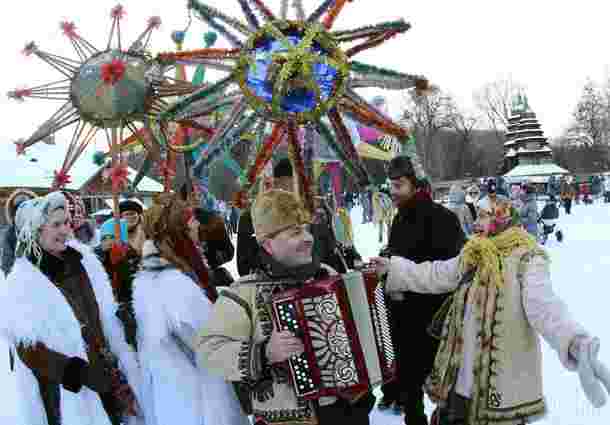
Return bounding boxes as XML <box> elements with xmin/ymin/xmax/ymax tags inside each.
<box><xmin>459</xmin><ymin>226</ymin><xmax>538</xmax><ymax>289</ymax></box>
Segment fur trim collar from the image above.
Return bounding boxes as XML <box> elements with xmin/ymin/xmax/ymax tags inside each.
<box><xmin>0</xmin><ymin>239</ymin><xmax>139</xmax><ymax>425</ymax></box>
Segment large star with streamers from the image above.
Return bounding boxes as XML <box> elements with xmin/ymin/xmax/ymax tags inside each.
<box><xmin>156</xmin><ymin>0</ymin><xmax>430</xmax><ymax>206</ymax></box>
<box><xmin>7</xmin><ymin>4</ymin><xmax>204</xmax><ymax>189</ymax></box>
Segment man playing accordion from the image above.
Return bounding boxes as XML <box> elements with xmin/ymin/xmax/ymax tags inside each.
<box><xmin>195</xmin><ymin>189</ymin><xmax>376</xmax><ymax>425</ymax></box>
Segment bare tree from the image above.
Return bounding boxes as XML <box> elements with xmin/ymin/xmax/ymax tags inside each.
<box><xmin>401</xmin><ymin>89</ymin><xmax>453</xmax><ymax>178</ymax></box>
<box><xmin>446</xmin><ymin>97</ymin><xmax>479</xmax><ymax>178</ymax></box>
<box><xmin>568</xmin><ymin>79</ymin><xmax>607</xmax><ymax>147</ymax></box>
<box><xmin>473</xmin><ymin>76</ymin><xmax>525</xmax><ymax>142</ymax></box>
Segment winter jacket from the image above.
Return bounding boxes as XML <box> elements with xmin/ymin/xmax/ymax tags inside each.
<box><xmin>520</xmin><ymin>194</ymin><xmax>539</xmax><ymax>237</ymax></box>
<box><xmin>540</xmin><ymin>203</ymin><xmax>559</xmax><ymax>220</ymax></box>
<box><xmin>385</xmin><ymin>191</ymin><xmax>466</xmax><ymax>405</ymax></box>
<box><xmin>0</xmin><ymin>241</ymin><xmax>142</xmax><ymax>425</ymax></box>
<box><xmin>132</xmin><ymin>241</ymin><xmax>248</xmax><ymax>425</ymax></box>
<box><xmin>447</xmin><ymin>186</ymin><xmax>474</xmax><ymax>236</ymax></box>
<box><xmin>195</xmin><ymin>254</ymin><xmax>373</xmax><ymax>425</ymax></box>
<box><xmin>386</xmin><ymin>247</ymin><xmax>587</xmax><ymax>424</ymax></box>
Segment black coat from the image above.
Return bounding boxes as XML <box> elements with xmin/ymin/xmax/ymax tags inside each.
<box><xmin>236</xmin><ymin>209</ymin><xmax>260</xmax><ymax>277</ymax></box>
<box><xmin>385</xmin><ymin>194</ymin><xmax>466</xmax><ymax>401</ymax></box>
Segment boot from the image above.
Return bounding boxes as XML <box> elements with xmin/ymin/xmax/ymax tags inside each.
<box><xmin>403</xmin><ymin>398</ymin><xmax>428</xmax><ymax>425</ymax></box>
<box><xmin>404</xmin><ymin>412</ymin><xmax>428</xmax><ymax>425</ymax></box>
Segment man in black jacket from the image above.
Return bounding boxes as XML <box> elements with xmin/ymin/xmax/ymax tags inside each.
<box><xmin>373</xmin><ymin>156</ymin><xmax>466</xmax><ymax>425</ymax></box>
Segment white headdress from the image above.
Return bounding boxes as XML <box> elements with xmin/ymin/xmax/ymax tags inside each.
<box><xmin>15</xmin><ymin>191</ymin><xmax>67</xmax><ymax>262</ymax></box>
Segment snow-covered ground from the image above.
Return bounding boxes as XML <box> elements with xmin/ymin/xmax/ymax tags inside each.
<box><xmin>1</xmin><ymin>201</ymin><xmax>609</xmax><ymax>424</ymax></box>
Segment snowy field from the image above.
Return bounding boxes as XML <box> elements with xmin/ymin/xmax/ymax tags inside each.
<box><xmin>0</xmin><ymin>201</ymin><xmax>609</xmax><ymax>424</ymax></box>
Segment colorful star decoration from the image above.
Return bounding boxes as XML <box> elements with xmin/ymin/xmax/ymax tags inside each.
<box><xmin>6</xmin><ymin>4</ymin><xmax>207</xmax><ymax>191</ymax></box>
<box><xmin>156</xmin><ymin>0</ymin><xmax>431</xmax><ymax>206</ymax></box>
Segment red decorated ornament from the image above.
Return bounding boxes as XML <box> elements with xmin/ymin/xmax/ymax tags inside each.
<box><xmin>14</xmin><ymin>141</ymin><xmax>26</xmax><ymax>156</ymax></box>
<box><xmin>60</xmin><ymin>21</ymin><xmax>78</xmax><ymax>39</ymax></box>
<box><xmin>101</xmin><ymin>59</ymin><xmax>127</xmax><ymax>85</ymax></box>
<box><xmin>147</xmin><ymin>16</ymin><xmax>162</xmax><ymax>29</ymax></box>
<box><xmin>8</xmin><ymin>88</ymin><xmax>32</xmax><ymax>101</ymax></box>
<box><xmin>104</xmin><ymin>162</ymin><xmax>130</xmax><ymax>192</ymax></box>
<box><xmin>110</xmin><ymin>4</ymin><xmax>126</xmax><ymax>20</ymax></box>
<box><xmin>22</xmin><ymin>42</ymin><xmax>37</xmax><ymax>56</ymax></box>
<box><xmin>53</xmin><ymin>169</ymin><xmax>72</xmax><ymax>188</ymax></box>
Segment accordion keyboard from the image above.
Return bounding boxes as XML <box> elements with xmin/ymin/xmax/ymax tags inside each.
<box><xmin>373</xmin><ymin>283</ymin><xmax>395</xmax><ymax>370</ymax></box>
<box><xmin>275</xmin><ymin>301</ymin><xmax>317</xmax><ymax>395</ymax></box>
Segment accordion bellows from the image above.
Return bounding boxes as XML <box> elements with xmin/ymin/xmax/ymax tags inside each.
<box><xmin>272</xmin><ymin>269</ymin><xmax>396</xmax><ymax>399</ymax></box>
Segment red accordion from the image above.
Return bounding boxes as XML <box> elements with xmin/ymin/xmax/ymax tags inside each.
<box><xmin>271</xmin><ymin>268</ymin><xmax>396</xmax><ymax>399</ymax></box>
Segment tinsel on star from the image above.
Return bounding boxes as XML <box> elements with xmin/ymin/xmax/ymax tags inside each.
<box><xmin>287</xmin><ymin>121</ymin><xmax>313</xmax><ymax>211</ymax></box>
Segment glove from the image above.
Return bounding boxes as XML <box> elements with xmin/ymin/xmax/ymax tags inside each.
<box><xmin>570</xmin><ymin>336</ymin><xmax>610</xmax><ymax>408</ymax></box>
<box><xmin>265</xmin><ymin>328</ymin><xmax>304</xmax><ymax>364</ymax></box>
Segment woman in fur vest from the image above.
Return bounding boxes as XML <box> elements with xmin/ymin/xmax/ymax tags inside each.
<box><xmin>0</xmin><ymin>192</ymin><xmax>142</xmax><ymax>425</ymax></box>
<box><xmin>132</xmin><ymin>194</ymin><xmax>248</xmax><ymax>425</ymax></box>
<box><xmin>372</xmin><ymin>197</ymin><xmax>610</xmax><ymax>425</ymax></box>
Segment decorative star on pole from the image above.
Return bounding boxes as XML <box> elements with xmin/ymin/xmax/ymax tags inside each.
<box><xmin>155</xmin><ymin>0</ymin><xmax>431</xmax><ymax>209</ymax></box>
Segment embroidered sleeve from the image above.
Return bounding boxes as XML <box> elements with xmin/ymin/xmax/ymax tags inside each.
<box><xmin>194</xmin><ymin>287</ymin><xmax>266</xmax><ymax>383</ymax></box>
<box><xmin>519</xmin><ymin>252</ymin><xmax>588</xmax><ymax>371</ymax></box>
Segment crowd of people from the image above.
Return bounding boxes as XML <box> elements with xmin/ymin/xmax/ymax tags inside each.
<box><xmin>0</xmin><ymin>156</ymin><xmax>609</xmax><ymax>425</ymax></box>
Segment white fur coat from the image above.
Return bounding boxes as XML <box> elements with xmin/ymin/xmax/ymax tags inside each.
<box><xmin>0</xmin><ymin>240</ymin><xmax>143</xmax><ymax>425</ymax></box>
<box><xmin>133</xmin><ymin>245</ymin><xmax>248</xmax><ymax>425</ymax></box>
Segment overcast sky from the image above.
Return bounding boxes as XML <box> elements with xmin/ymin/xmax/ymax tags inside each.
<box><xmin>1</xmin><ymin>0</ymin><xmax>609</xmax><ymax>158</ymax></box>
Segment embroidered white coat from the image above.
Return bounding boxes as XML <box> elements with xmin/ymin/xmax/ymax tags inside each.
<box><xmin>0</xmin><ymin>240</ymin><xmax>143</xmax><ymax>425</ymax></box>
<box><xmin>132</xmin><ymin>263</ymin><xmax>249</xmax><ymax>425</ymax></box>
<box><xmin>386</xmin><ymin>250</ymin><xmax>589</xmax><ymax>423</ymax></box>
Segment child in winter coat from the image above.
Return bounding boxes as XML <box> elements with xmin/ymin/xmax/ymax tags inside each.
<box><xmin>371</xmin><ymin>197</ymin><xmax>610</xmax><ymax>425</ymax></box>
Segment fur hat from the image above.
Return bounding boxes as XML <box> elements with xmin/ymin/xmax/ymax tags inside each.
<box><xmin>252</xmin><ymin>189</ymin><xmax>311</xmax><ymax>241</ymax></box>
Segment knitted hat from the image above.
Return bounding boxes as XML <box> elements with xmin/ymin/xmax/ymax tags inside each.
<box><xmin>251</xmin><ymin>189</ymin><xmax>311</xmax><ymax>241</ymax></box>
<box><xmin>15</xmin><ymin>191</ymin><xmax>67</xmax><ymax>261</ymax></box>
